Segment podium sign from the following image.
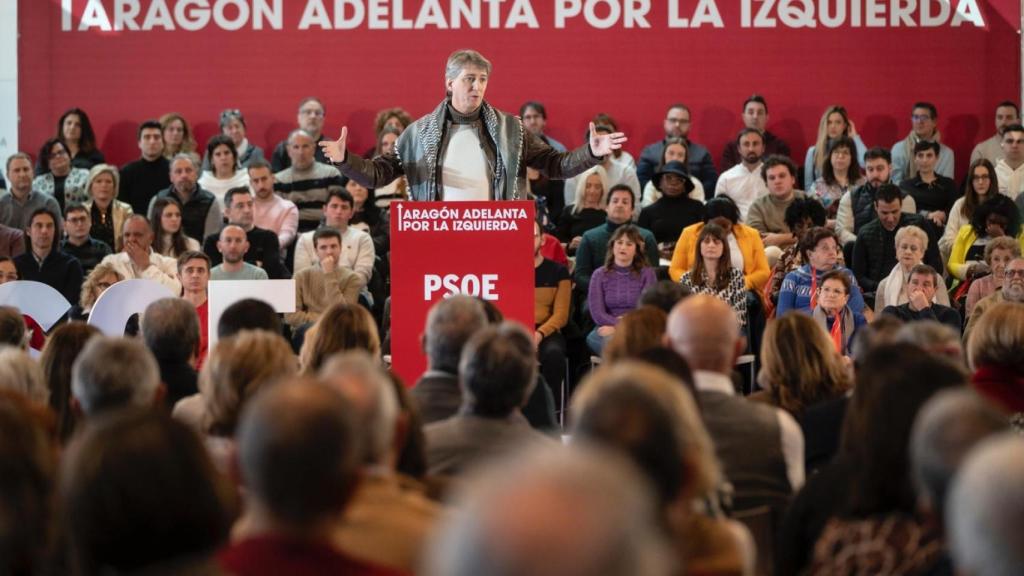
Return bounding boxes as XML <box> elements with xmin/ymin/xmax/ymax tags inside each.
<box><xmin>390</xmin><ymin>201</ymin><xmax>535</xmax><ymax>386</ymax></box>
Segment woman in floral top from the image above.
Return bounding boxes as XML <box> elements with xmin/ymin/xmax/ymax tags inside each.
<box><xmin>680</xmin><ymin>223</ymin><xmax>748</xmax><ymax>325</ymax></box>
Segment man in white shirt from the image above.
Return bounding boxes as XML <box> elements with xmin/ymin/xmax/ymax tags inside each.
<box><xmin>970</xmin><ymin>101</ymin><xmax>1020</xmax><ymax>165</ymax></box>
<box><xmin>666</xmin><ymin>295</ymin><xmax>804</xmax><ymax>499</ymax></box>
<box><xmin>715</xmin><ymin>128</ymin><xmax>768</xmax><ymax>222</ymax></box>
<box><xmin>97</xmin><ymin>215</ymin><xmax>181</xmax><ymax>293</ymax></box>
<box><xmin>292</xmin><ymin>189</ymin><xmax>375</xmax><ymax>283</ymax></box>
<box><xmin>996</xmin><ymin>124</ymin><xmax>1024</xmax><ymax>200</ymax></box>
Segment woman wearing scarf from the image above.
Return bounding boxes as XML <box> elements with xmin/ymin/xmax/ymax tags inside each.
<box><xmin>874</xmin><ymin>225</ymin><xmax>950</xmax><ymax>314</ymax></box>
<box><xmin>777</xmin><ymin>226</ymin><xmax>867</xmax><ymax>319</ymax></box>
<box><xmin>812</xmin><ymin>269</ymin><xmax>866</xmax><ymax>356</ymax></box>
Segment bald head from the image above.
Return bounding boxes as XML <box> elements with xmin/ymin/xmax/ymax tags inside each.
<box><xmin>665</xmin><ymin>295</ymin><xmax>743</xmax><ymax>374</ymax></box>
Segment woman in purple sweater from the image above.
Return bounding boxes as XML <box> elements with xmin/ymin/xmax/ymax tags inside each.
<box><xmin>587</xmin><ymin>225</ymin><xmax>657</xmax><ymax>354</ymax></box>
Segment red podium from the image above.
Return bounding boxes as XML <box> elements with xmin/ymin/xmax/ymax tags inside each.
<box><xmin>389</xmin><ymin>201</ymin><xmax>536</xmax><ymax>386</ymax></box>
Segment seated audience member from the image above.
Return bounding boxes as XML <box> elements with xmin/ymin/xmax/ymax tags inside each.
<box><xmin>33</xmin><ymin>138</ymin><xmax>89</xmax><ymax>211</ymax></box>
<box><xmin>96</xmin><ymin>215</ymin><xmax>181</xmax><ymax>292</ymax></box>
<box><xmin>533</xmin><ymin>220</ymin><xmax>571</xmax><ymax>397</ymax></box>
<box><xmin>521</xmin><ymin>100</ymin><xmax>566</xmax><ymax>152</ymax></box>
<box><xmin>811</xmin><ymin>269</ymin><xmax>867</xmax><ymax>355</ymax></box>
<box><xmin>998</xmin><ymin>123</ymin><xmax>1024</xmax><ymax>200</ymax></box>
<box><xmin>71</xmin><ymin>336</ymin><xmax>163</xmax><ymax>417</ymax></box>
<box><xmin>412</xmin><ymin>296</ymin><xmax>488</xmax><ymax>424</ymax></box>
<box><xmin>969</xmin><ymin>100</ymin><xmax>1019</xmax><ymax>164</ymax></box>
<box><xmin>149</xmin><ymin>153</ymin><xmax>223</xmax><ymax>243</ymax></box>
<box><xmin>852</xmin><ymin>183</ymin><xmax>942</xmax><ymax>299</ymax></box>
<box><xmin>803</xmin><ymin>105</ymin><xmax>867</xmax><ymax>187</ymax></box>
<box><xmin>274</xmin><ymin>129</ymin><xmax>344</xmax><ymax>232</ymax></box>
<box><xmin>715</xmin><ymin>128</ymin><xmax>768</xmax><ymax>221</ymax></box>
<box><xmin>948</xmin><ymin>194</ymin><xmax>1024</xmax><ymax>285</ymax></box>
<box><xmin>119</xmin><ymin>120</ymin><xmax>171</xmax><ymax>215</ymax></box>
<box><xmin>424</xmin><ymin>323</ymin><xmax>551</xmax><ymax>476</ymax></box>
<box><xmin>753</xmin><ymin>312</ymin><xmax>852</xmax><ymax>471</ymax></box>
<box><xmin>875</xmin><ymin>225</ymin><xmax>950</xmax><ymax>313</ymax></box>
<box><xmin>151</xmin><ymin>196</ymin><xmax>200</xmax><ymax>257</ymax></box>
<box><xmin>202</xmin><ymin>109</ymin><xmax>265</xmax><ymax>170</ymax></box>
<box><xmin>345</xmin><ymin>177</ymin><xmax>389</xmax><ymax>257</ymax></box>
<box><xmin>638</xmin><ymin>160</ymin><xmax>705</xmax><ymax>259</ymax></box>
<box><xmin>372</xmin><ymin>106</ymin><xmax>413</xmax><ymax>136</ymax></box>
<box><xmin>371</xmin><ymin>126</ymin><xmax>410</xmax><ymax>211</ymax></box>
<box><xmin>671</xmin><ymin>195</ymin><xmax>770</xmax><ymax>292</ymax></box>
<box><xmin>947</xmin><ymin>435</ymin><xmax>1024</xmax><ymax>576</ymax></box>
<box><xmin>159</xmin><ymin>112</ymin><xmax>197</xmax><ymax>160</ymax></box>
<box><xmin>293</xmin><ymin>189</ymin><xmax>374</xmax><ymax>281</ymax></box>
<box><xmin>965</xmin><ymin>257</ymin><xmax>1024</xmax><ymax>343</ymax></box>
<box><xmin>720</xmin><ymin>95</ymin><xmax>791</xmax><ymax>172</ymax></box>
<box><xmin>319</xmin><ymin>352</ymin><xmax>441</xmax><ymax>572</ymax></box>
<box><xmin>203</xmin><ymin>187</ymin><xmax>288</xmax><ymax>279</ymax></box>
<box><xmin>0</xmin><ymin>153</ymin><xmax>62</xmax><ymax>231</ymax></box>
<box><xmin>802</xmin><ymin>344</ymin><xmax>966</xmax><ymax>575</ymax></box>
<box><xmin>269</xmin><ymin>97</ymin><xmax>329</xmax><ymax>172</ymax></box>
<box><xmin>0</xmin><ymin>347</ymin><xmax>46</xmax><ymax>404</ymax></box>
<box><xmin>639</xmin><ymin>280</ymin><xmax>691</xmax><ymax>313</ymax></box>
<box><xmin>221</xmin><ymin>380</ymin><xmax>404</xmax><ymax>575</ymax></box>
<box><xmin>217</xmin><ymin>297</ymin><xmax>283</xmax><ymax>339</ymax></box>
<box><xmin>210</xmin><ymin>225</ymin><xmax>269</xmax><ymax>281</ymax></box>
<box><xmin>765</xmin><ymin>197</ymin><xmax>827</xmax><ymax>310</ymax></box>
<box><xmin>747</xmin><ymin>155</ymin><xmax>807</xmax><ymax>265</ymax></box>
<box><xmin>667</xmin><ymin>295</ymin><xmax>804</xmax><ymax>506</ymax></box>
<box><xmin>538</xmin><ymin>227</ymin><xmax>569</xmax><ymax>266</ymax></box>
<box><xmin>287</xmin><ymin>227</ymin><xmax>365</xmax><ymax>329</ymax></box>
<box><xmin>70</xmin><ymin>261</ymin><xmax>123</xmax><ymax>321</ymax></box>
<box><xmin>574</xmin><ymin>185</ymin><xmax>658</xmax><ymax>296</ymax></box>
<box><xmin>61</xmin><ymin>202</ymin><xmax>111</xmax><ymax>273</ymax></box>
<box><xmin>778</xmin><ymin>227</ymin><xmax>865</xmax><ymax>317</ymax></box>
<box><xmin>965</xmin><ymin>236</ymin><xmax>1019</xmax><ymax>317</ymax></box>
<box><xmin>966</xmin><ymin>301</ymin><xmax>1024</xmax><ymax>419</ymax></box>
<box><xmin>178</xmin><ymin>250</ymin><xmax>211</xmax><ymax>366</ymax></box>
<box><xmin>602</xmin><ymin>306</ymin><xmax>667</xmax><ymax>363</ymax></box>
<box><xmin>941</xmin><ymin>158</ymin><xmax>999</xmax><ymax>258</ymax></box>
<box><xmin>142</xmin><ymin>297</ymin><xmax>202</xmax><ymax>409</ymax></box>
<box><xmin>83</xmin><ymin>163</ymin><xmax>133</xmax><ymax>252</ymax></box>
<box><xmin>199</xmin><ymin>135</ymin><xmax>250</xmax><ymax>209</ymax></box>
<box><xmin>896</xmin><ymin>321</ymin><xmax>964</xmax><ymax>363</ymax></box>
<box><xmin>59</xmin><ymin>409</ymin><xmax>233</xmax><ymax>575</ymax></box>
<box><xmin>639</xmin><ymin>103</ymin><xmax>717</xmax><ymax>192</ymax></box>
<box><xmin>890</xmin><ymin>101</ymin><xmax>955</xmax><ymax>183</ymax></box>
<box><xmin>13</xmin><ymin>208</ymin><xmax>83</xmax><ymax>304</ymax></box>
<box><xmin>587</xmin><ymin>225</ymin><xmax>657</xmax><ymax>355</ymax></box>
<box><xmin>564</xmin><ymin>124</ymin><xmax>640</xmax><ymax>205</ymax></box>
<box><xmin>777</xmin><ymin>343</ymin><xmax>966</xmax><ymax>575</ymax></box>
<box><xmin>298</xmin><ymin>301</ymin><xmax>380</xmax><ymax>375</ymax></box>
<box><xmin>557</xmin><ymin>164</ymin><xmax>609</xmax><ymax>250</ymax></box>
<box><xmin>679</xmin><ymin>223</ymin><xmax>747</xmax><ymax>326</ymax></box>
<box><xmin>0</xmin><ymin>258</ymin><xmax>15</xmax><ymax>284</ymax></box>
<box><xmin>0</xmin><ymin>390</ymin><xmax>57</xmax><ymax>576</ymax></box>
<box><xmin>899</xmin><ymin>140</ymin><xmax>959</xmax><ymax>240</ymax></box>
<box><xmin>640</xmin><ymin>138</ymin><xmax>707</xmax><ymax>207</ymax></box>
<box><xmin>426</xmin><ymin>444</ymin><xmax>673</xmax><ymax>576</ymax></box>
<box><xmin>0</xmin><ymin>306</ymin><xmax>25</xmax><ymax>349</ymax></box>
<box><xmin>834</xmin><ymin>147</ymin><xmax>917</xmax><ymax>246</ymax></box>
<box><xmin>54</xmin><ymin>107</ymin><xmax>105</xmax><ymax>169</ymax></box>
<box><xmin>40</xmin><ymin>322</ymin><xmax>100</xmax><ymax>443</ymax></box>
<box><xmin>249</xmin><ymin>159</ymin><xmax>298</xmax><ymax>253</ymax></box>
<box><xmin>807</xmin><ymin>136</ymin><xmax>864</xmax><ymax>223</ymax></box>
<box><xmin>0</xmin><ymin>221</ymin><xmax>24</xmax><ymax>258</ymax></box>
<box><xmin>571</xmin><ymin>362</ymin><xmax>754</xmax><ymax>575</ymax></box>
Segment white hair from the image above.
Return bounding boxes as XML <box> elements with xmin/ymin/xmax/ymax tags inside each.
<box><xmin>72</xmin><ymin>337</ymin><xmax>160</xmax><ymax>415</ymax></box>
<box><xmin>0</xmin><ymin>346</ymin><xmax>48</xmax><ymax>405</ymax></box>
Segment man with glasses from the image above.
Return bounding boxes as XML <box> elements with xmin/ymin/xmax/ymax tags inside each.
<box><xmin>61</xmin><ymin>203</ymin><xmax>111</xmax><ymax>274</ymax></box>
<box><xmin>965</xmin><ymin>257</ymin><xmax>1024</xmax><ymax>342</ymax></box>
<box><xmin>890</xmin><ymin>102</ymin><xmax>954</xmax><ymax>183</ymax></box>
<box><xmin>997</xmin><ymin>124</ymin><xmax>1024</xmax><ymax>200</ymax></box>
<box><xmin>720</xmin><ymin>94</ymin><xmax>791</xmax><ymax>173</ymax></box>
<box><xmin>638</xmin><ymin>103</ymin><xmax>717</xmax><ymax>192</ymax></box>
<box><xmin>270</xmin><ymin>97</ymin><xmax>330</xmax><ymax>172</ymax></box>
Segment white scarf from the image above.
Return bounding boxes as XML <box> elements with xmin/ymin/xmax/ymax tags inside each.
<box><xmin>880</xmin><ymin>263</ymin><xmax>949</xmax><ymax>310</ymax></box>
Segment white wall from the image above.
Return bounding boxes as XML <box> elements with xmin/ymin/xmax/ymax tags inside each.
<box><xmin>0</xmin><ymin>1</ymin><xmax>18</xmax><ymax>181</ymax></box>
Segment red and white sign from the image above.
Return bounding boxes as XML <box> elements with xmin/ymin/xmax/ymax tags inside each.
<box><xmin>389</xmin><ymin>200</ymin><xmax>535</xmax><ymax>385</ymax></box>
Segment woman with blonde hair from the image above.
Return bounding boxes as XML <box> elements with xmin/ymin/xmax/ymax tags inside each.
<box><xmin>299</xmin><ymin>302</ymin><xmax>381</xmax><ymax>374</ymax></box>
<box><xmin>71</xmin><ymin>262</ymin><xmax>124</xmax><ymax>321</ymax></box>
<box><xmin>874</xmin><ymin>225</ymin><xmax>950</xmax><ymax>313</ymax></box>
<box><xmin>602</xmin><ymin>306</ymin><xmax>667</xmax><ymax>363</ymax></box>
<box><xmin>160</xmin><ymin>112</ymin><xmax>197</xmax><ymax>159</ymax></box>
<box><xmin>803</xmin><ymin>105</ymin><xmax>867</xmax><ymax>186</ymax></box>
<box><xmin>82</xmin><ymin>164</ymin><xmax>133</xmax><ymax>251</ymax></box>
<box><xmin>967</xmin><ymin>301</ymin><xmax>1024</xmax><ymax>420</ymax></box>
<box><xmin>557</xmin><ymin>164</ymin><xmax>609</xmax><ymax>251</ymax></box>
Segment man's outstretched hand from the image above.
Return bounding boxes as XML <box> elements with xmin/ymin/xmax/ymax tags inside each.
<box><xmin>319</xmin><ymin>126</ymin><xmax>349</xmax><ymax>164</ymax></box>
<box><xmin>588</xmin><ymin>121</ymin><xmax>627</xmax><ymax>157</ymax></box>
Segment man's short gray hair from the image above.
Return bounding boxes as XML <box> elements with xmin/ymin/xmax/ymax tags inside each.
<box><xmin>424</xmin><ymin>296</ymin><xmax>487</xmax><ymax>373</ymax></box>
<box><xmin>445</xmin><ymin>49</ymin><xmax>492</xmax><ymax>81</ymax></box>
<box><xmin>319</xmin><ymin>350</ymin><xmax>398</xmax><ymax>467</ymax></box>
<box><xmin>72</xmin><ymin>337</ymin><xmax>160</xmax><ymax>416</ymax></box>
<box><xmin>170</xmin><ymin>152</ymin><xmax>200</xmax><ymax>171</ymax></box>
<box><xmin>142</xmin><ymin>298</ymin><xmax>199</xmax><ymax>364</ymax></box>
<box><xmin>0</xmin><ymin>347</ymin><xmax>48</xmax><ymax>404</ymax></box>
<box><xmin>425</xmin><ymin>444</ymin><xmax>674</xmax><ymax>576</ymax></box>
<box><xmin>947</xmin><ymin>434</ymin><xmax>1024</xmax><ymax>576</ymax></box>
<box><xmin>287</xmin><ymin>129</ymin><xmax>314</xmax><ymax>144</ymax></box>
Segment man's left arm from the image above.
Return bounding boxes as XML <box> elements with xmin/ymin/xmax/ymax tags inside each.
<box><xmin>353</xmin><ymin>232</ymin><xmax>376</xmax><ymax>284</ymax></box>
<box><xmin>143</xmin><ymin>256</ymin><xmax>183</xmax><ymax>294</ymax></box>
<box><xmin>523</xmin><ymin>131</ymin><xmax>601</xmax><ymax>181</ymax></box>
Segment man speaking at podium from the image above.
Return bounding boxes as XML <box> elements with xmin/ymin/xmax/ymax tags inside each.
<box><xmin>319</xmin><ymin>49</ymin><xmax>627</xmax><ymax>201</ymax></box>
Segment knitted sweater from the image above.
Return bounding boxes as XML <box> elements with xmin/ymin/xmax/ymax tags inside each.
<box><xmin>777</xmin><ymin>264</ymin><xmax>866</xmax><ymax>319</ymax></box>
<box><xmin>588</xmin><ymin>265</ymin><xmax>657</xmax><ymax>326</ymax></box>
<box><xmin>285</xmin><ymin>265</ymin><xmax>366</xmax><ymax>327</ymax></box>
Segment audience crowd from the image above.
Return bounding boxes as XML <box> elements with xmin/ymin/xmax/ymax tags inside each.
<box><xmin>2</xmin><ymin>52</ymin><xmax>1024</xmax><ymax>575</ymax></box>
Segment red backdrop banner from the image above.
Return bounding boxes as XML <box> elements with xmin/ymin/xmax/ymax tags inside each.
<box><xmin>389</xmin><ymin>200</ymin><xmax>535</xmax><ymax>385</ymax></box>
<box><xmin>19</xmin><ymin>0</ymin><xmax>1021</xmax><ymax>180</ymax></box>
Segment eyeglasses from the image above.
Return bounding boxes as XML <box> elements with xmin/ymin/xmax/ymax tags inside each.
<box><xmin>66</xmin><ymin>216</ymin><xmax>89</xmax><ymax>224</ymax></box>
<box><xmin>50</xmin><ymin>149</ymin><xmax>69</xmax><ymax>158</ymax></box>
<box><xmin>300</xmin><ymin>109</ymin><xmax>324</xmax><ymax>117</ymax></box>
<box><xmin>1005</xmin><ymin>269</ymin><xmax>1024</xmax><ymax>278</ymax></box>
<box><xmin>96</xmin><ymin>281</ymin><xmax>113</xmax><ymax>290</ymax></box>
<box><xmin>665</xmin><ymin>118</ymin><xmax>690</xmax><ymax>124</ymax></box>
<box><xmin>911</xmin><ymin>114</ymin><xmax>933</xmax><ymax>122</ymax></box>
